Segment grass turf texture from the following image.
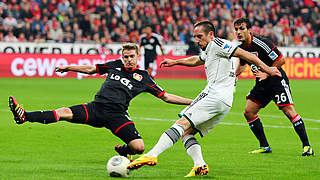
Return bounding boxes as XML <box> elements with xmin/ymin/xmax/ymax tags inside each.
<box><xmin>0</xmin><ymin>78</ymin><xmax>319</xmax><ymax>179</ymax></box>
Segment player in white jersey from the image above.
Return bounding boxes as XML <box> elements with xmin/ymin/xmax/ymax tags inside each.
<box><xmin>127</xmin><ymin>21</ymin><xmax>281</xmax><ymax>177</ymax></box>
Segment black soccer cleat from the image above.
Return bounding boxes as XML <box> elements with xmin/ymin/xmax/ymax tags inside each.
<box><xmin>302</xmin><ymin>146</ymin><xmax>315</xmax><ymax>156</ymax></box>
<box><xmin>115</xmin><ymin>145</ymin><xmax>133</xmax><ymax>161</ymax></box>
<box><xmin>8</xmin><ymin>96</ymin><xmax>26</xmax><ymax>124</ymax></box>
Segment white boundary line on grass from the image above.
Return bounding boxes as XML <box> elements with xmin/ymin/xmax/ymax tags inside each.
<box><xmin>228</xmin><ymin>112</ymin><xmax>320</xmax><ymax>123</ymax></box>
<box><xmin>134</xmin><ymin>117</ymin><xmax>319</xmax><ymax>130</ymax></box>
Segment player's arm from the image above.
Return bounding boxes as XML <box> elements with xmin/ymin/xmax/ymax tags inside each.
<box><xmin>160</xmin><ymin>92</ymin><xmax>193</xmax><ymax>105</ymax></box>
<box><xmin>235</xmin><ymin>60</ymin><xmax>247</xmax><ymax>77</ymax></box>
<box><xmin>255</xmin><ymin>56</ymin><xmax>285</xmax><ymax>80</ymax></box>
<box><xmin>233</xmin><ymin>48</ymin><xmax>281</xmax><ymax>77</ymax></box>
<box><xmin>160</xmin><ymin>56</ymin><xmax>204</xmax><ymax>68</ymax></box>
<box><xmin>55</xmin><ymin>65</ymin><xmax>98</xmax><ymax>74</ymax></box>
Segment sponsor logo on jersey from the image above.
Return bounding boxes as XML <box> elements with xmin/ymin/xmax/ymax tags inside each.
<box><xmin>250</xmin><ymin>64</ymin><xmax>261</xmax><ymax>72</ymax></box>
<box><xmin>110</xmin><ymin>73</ymin><xmax>133</xmax><ymax>90</ymax></box>
<box><xmin>133</xmin><ymin>73</ymin><xmax>143</xmax><ymax>81</ymax></box>
<box><xmin>268</xmin><ymin>51</ymin><xmax>278</xmax><ymax>61</ymax></box>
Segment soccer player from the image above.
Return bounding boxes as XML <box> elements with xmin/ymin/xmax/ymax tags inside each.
<box><xmin>127</xmin><ymin>21</ymin><xmax>281</xmax><ymax>177</ymax></box>
<box><xmin>233</xmin><ymin>18</ymin><xmax>314</xmax><ymax>156</ymax></box>
<box><xmin>8</xmin><ymin>43</ymin><xmax>193</xmax><ymax>159</ymax></box>
<box><xmin>139</xmin><ymin>25</ymin><xmax>164</xmax><ymax>77</ymax></box>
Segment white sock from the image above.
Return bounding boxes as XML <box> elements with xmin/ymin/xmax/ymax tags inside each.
<box><xmin>146</xmin><ymin>123</ymin><xmax>184</xmax><ymax>157</ymax></box>
<box><xmin>182</xmin><ymin>135</ymin><xmax>206</xmax><ymax>167</ymax></box>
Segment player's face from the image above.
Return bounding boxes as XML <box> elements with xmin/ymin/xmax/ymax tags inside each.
<box><xmin>193</xmin><ymin>26</ymin><xmax>214</xmax><ymax>51</ymax></box>
<box><xmin>234</xmin><ymin>23</ymin><xmax>251</xmax><ymax>43</ymax></box>
<box><xmin>122</xmin><ymin>49</ymin><xmax>139</xmax><ymax>69</ymax></box>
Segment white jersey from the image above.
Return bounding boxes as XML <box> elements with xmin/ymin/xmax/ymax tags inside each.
<box><xmin>199</xmin><ymin>38</ymin><xmax>238</xmax><ymax>106</ymax></box>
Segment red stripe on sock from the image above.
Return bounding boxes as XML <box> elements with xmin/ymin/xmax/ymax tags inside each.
<box><xmin>82</xmin><ymin>104</ymin><xmax>89</xmax><ymax>123</ymax></box>
<box><xmin>52</xmin><ymin>110</ymin><xmax>59</xmax><ymax>122</ymax></box>
<box><xmin>247</xmin><ymin>115</ymin><xmax>259</xmax><ymax>123</ymax></box>
<box><xmin>115</xmin><ymin>121</ymin><xmax>134</xmax><ymax>134</ymax></box>
<box><xmin>291</xmin><ymin>114</ymin><xmax>301</xmax><ymax>123</ymax></box>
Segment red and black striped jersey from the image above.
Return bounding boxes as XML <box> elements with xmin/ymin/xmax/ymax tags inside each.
<box><xmin>93</xmin><ymin>59</ymin><xmax>165</xmax><ymax>110</ymax></box>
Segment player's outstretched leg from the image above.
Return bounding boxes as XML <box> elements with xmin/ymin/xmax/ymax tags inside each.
<box><xmin>9</xmin><ymin>96</ymin><xmax>59</xmax><ymax>124</ymax></box>
<box><xmin>8</xmin><ymin>96</ymin><xmax>26</xmax><ymax>124</ymax></box>
<box><xmin>185</xmin><ymin>164</ymin><xmax>209</xmax><ymax>177</ymax></box>
<box><xmin>127</xmin><ymin>123</ymin><xmax>185</xmax><ymax>170</ymax></box>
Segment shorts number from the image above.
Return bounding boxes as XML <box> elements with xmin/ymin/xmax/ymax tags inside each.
<box><xmin>275</xmin><ymin>93</ymin><xmax>287</xmax><ymax>104</ymax></box>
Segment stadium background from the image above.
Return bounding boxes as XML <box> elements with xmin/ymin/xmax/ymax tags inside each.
<box><xmin>1</xmin><ymin>0</ymin><xmax>320</xmax><ymax>179</ymax></box>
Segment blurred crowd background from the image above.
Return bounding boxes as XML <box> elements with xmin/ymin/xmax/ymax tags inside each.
<box><xmin>0</xmin><ymin>0</ymin><xmax>319</xmax><ymax>48</ymax></box>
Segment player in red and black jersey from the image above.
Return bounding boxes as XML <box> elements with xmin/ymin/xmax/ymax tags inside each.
<box><xmin>139</xmin><ymin>26</ymin><xmax>165</xmax><ymax>76</ymax></box>
<box><xmin>9</xmin><ymin>43</ymin><xmax>193</xmax><ymax>159</ymax></box>
<box><xmin>234</xmin><ymin>18</ymin><xmax>314</xmax><ymax>156</ymax></box>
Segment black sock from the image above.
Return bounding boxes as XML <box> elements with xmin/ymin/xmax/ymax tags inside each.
<box><xmin>25</xmin><ymin>111</ymin><xmax>58</xmax><ymax>124</ymax></box>
<box><xmin>248</xmin><ymin>118</ymin><xmax>269</xmax><ymax>147</ymax></box>
<box><xmin>118</xmin><ymin>144</ymin><xmax>135</xmax><ymax>156</ymax></box>
<box><xmin>293</xmin><ymin>119</ymin><xmax>310</xmax><ymax>147</ymax></box>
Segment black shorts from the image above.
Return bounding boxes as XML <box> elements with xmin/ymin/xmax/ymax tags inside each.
<box><xmin>144</xmin><ymin>55</ymin><xmax>157</xmax><ymax>69</ymax></box>
<box><xmin>246</xmin><ymin>72</ymin><xmax>294</xmax><ymax>108</ymax></box>
<box><xmin>69</xmin><ymin>102</ymin><xmax>141</xmax><ymax>144</ymax></box>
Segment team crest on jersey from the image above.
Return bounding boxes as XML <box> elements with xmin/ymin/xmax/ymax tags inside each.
<box><xmin>268</xmin><ymin>51</ymin><xmax>278</xmax><ymax>61</ymax></box>
<box><xmin>133</xmin><ymin>73</ymin><xmax>143</xmax><ymax>81</ymax></box>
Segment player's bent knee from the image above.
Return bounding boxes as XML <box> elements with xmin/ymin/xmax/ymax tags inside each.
<box><xmin>131</xmin><ymin>144</ymin><xmax>144</xmax><ymax>154</ymax></box>
<box><xmin>128</xmin><ymin>139</ymin><xmax>144</xmax><ymax>154</ymax></box>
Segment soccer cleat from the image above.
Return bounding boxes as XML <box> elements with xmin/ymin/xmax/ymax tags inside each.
<box><xmin>8</xmin><ymin>96</ymin><xmax>26</xmax><ymax>124</ymax></box>
<box><xmin>184</xmin><ymin>164</ymin><xmax>209</xmax><ymax>177</ymax></box>
<box><xmin>127</xmin><ymin>154</ymin><xmax>157</xmax><ymax>170</ymax></box>
<box><xmin>249</xmin><ymin>146</ymin><xmax>272</xmax><ymax>154</ymax></box>
<box><xmin>302</xmin><ymin>146</ymin><xmax>314</xmax><ymax>156</ymax></box>
<box><xmin>115</xmin><ymin>145</ymin><xmax>133</xmax><ymax>161</ymax></box>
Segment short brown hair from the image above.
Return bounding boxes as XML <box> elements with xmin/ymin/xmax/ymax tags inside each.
<box><xmin>194</xmin><ymin>20</ymin><xmax>215</xmax><ymax>35</ymax></box>
<box><xmin>122</xmin><ymin>43</ymin><xmax>140</xmax><ymax>55</ymax></box>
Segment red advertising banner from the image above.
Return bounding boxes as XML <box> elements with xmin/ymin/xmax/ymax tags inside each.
<box><xmin>0</xmin><ymin>53</ymin><xmax>319</xmax><ymax>79</ymax></box>
<box><xmin>238</xmin><ymin>58</ymin><xmax>320</xmax><ymax>79</ymax></box>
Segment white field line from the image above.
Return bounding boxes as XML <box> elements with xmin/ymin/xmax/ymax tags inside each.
<box><xmin>228</xmin><ymin>112</ymin><xmax>320</xmax><ymax>123</ymax></box>
<box><xmin>133</xmin><ymin>117</ymin><xmax>319</xmax><ymax>130</ymax></box>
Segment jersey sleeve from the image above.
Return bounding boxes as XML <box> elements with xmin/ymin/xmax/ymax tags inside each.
<box><xmin>254</xmin><ymin>37</ymin><xmax>283</xmax><ymax>62</ymax></box>
<box><xmin>264</xmin><ymin>38</ymin><xmax>283</xmax><ymax>62</ymax></box>
<box><xmin>153</xmin><ymin>33</ymin><xmax>163</xmax><ymax>46</ymax></box>
<box><xmin>95</xmin><ymin>61</ymin><xmax>115</xmax><ymax>75</ymax></box>
<box><xmin>199</xmin><ymin>51</ymin><xmax>206</xmax><ymax>62</ymax></box>
<box><xmin>144</xmin><ymin>75</ymin><xmax>166</xmax><ymax>98</ymax></box>
<box><xmin>212</xmin><ymin>38</ymin><xmax>238</xmax><ymax>59</ymax></box>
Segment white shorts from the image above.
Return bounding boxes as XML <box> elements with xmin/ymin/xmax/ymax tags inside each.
<box><xmin>179</xmin><ymin>88</ymin><xmax>231</xmax><ymax>137</ymax></box>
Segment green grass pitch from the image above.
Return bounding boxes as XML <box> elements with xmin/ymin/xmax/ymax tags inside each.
<box><xmin>0</xmin><ymin>78</ymin><xmax>319</xmax><ymax>179</ymax></box>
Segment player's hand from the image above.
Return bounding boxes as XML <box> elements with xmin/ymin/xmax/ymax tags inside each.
<box><xmin>268</xmin><ymin>67</ymin><xmax>282</xmax><ymax>77</ymax></box>
<box><xmin>160</xmin><ymin>59</ymin><xmax>176</xmax><ymax>68</ymax></box>
<box><xmin>255</xmin><ymin>70</ymin><xmax>269</xmax><ymax>81</ymax></box>
<box><xmin>55</xmin><ymin>66</ymin><xmax>69</xmax><ymax>73</ymax></box>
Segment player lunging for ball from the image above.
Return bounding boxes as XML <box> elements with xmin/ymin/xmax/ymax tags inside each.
<box><xmin>127</xmin><ymin>21</ymin><xmax>281</xmax><ymax>177</ymax></box>
<box><xmin>9</xmin><ymin>43</ymin><xmax>193</xmax><ymax>161</ymax></box>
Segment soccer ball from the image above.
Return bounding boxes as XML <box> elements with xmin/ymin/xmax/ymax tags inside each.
<box><xmin>107</xmin><ymin>155</ymin><xmax>130</xmax><ymax>177</ymax></box>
